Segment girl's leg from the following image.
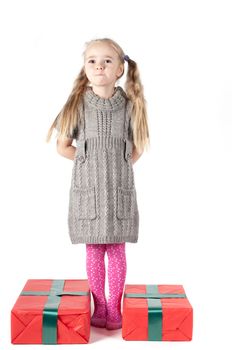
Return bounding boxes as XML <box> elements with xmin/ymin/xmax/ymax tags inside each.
<box><xmin>86</xmin><ymin>243</ymin><xmax>107</xmax><ymax>327</ymax></box>
<box><xmin>106</xmin><ymin>243</ymin><xmax>127</xmax><ymax>330</ymax></box>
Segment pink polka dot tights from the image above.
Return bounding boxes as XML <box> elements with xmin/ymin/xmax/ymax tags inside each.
<box><xmin>86</xmin><ymin>243</ymin><xmax>126</xmax><ymax>327</ymax></box>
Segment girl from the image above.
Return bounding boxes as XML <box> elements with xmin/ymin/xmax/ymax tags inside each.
<box><xmin>47</xmin><ymin>38</ymin><xmax>150</xmax><ymax>330</ymax></box>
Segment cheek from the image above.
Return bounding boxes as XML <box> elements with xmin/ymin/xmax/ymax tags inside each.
<box><xmin>84</xmin><ymin>67</ymin><xmax>92</xmax><ymax>78</ymax></box>
<box><xmin>85</xmin><ymin>64</ymin><xmax>93</xmax><ymax>72</ymax></box>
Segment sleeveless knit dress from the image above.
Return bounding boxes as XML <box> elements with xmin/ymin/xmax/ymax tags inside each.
<box><xmin>68</xmin><ymin>86</ymin><xmax>139</xmax><ymax>244</ymax></box>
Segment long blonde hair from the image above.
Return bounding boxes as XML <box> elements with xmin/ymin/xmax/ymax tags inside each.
<box><xmin>46</xmin><ymin>38</ymin><xmax>150</xmax><ymax>154</ymax></box>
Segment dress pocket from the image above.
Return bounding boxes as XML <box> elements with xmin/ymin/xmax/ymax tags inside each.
<box><xmin>74</xmin><ymin>186</ymin><xmax>97</xmax><ymax>220</ymax></box>
<box><xmin>117</xmin><ymin>187</ymin><xmax>135</xmax><ymax>219</ymax></box>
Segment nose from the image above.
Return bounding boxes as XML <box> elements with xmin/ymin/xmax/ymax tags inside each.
<box><xmin>96</xmin><ymin>62</ymin><xmax>104</xmax><ymax>70</ymax></box>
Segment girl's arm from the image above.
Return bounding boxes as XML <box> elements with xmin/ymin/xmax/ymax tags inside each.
<box><xmin>131</xmin><ymin>144</ymin><xmax>143</xmax><ymax>165</ymax></box>
<box><xmin>57</xmin><ymin>137</ymin><xmax>76</xmax><ymax>160</ymax></box>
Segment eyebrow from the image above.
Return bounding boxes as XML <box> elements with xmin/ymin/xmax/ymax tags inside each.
<box><xmin>86</xmin><ymin>55</ymin><xmax>114</xmax><ymax>59</ymax></box>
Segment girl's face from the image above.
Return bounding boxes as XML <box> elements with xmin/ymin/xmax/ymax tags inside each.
<box><xmin>84</xmin><ymin>42</ymin><xmax>124</xmax><ymax>90</ymax></box>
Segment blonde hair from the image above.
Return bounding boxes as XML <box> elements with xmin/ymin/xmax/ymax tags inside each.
<box><xmin>46</xmin><ymin>38</ymin><xmax>150</xmax><ymax>154</ymax></box>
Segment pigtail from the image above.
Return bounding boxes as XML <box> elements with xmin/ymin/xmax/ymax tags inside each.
<box><xmin>46</xmin><ymin>67</ymin><xmax>88</xmax><ymax>142</ymax></box>
<box><xmin>124</xmin><ymin>58</ymin><xmax>150</xmax><ymax>155</ymax></box>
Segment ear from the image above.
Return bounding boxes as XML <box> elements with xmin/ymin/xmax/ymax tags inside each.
<box><xmin>116</xmin><ymin>64</ymin><xmax>124</xmax><ymax>78</ymax></box>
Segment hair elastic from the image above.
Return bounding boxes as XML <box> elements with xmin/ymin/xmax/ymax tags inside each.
<box><xmin>123</xmin><ymin>55</ymin><xmax>130</xmax><ymax>62</ymax></box>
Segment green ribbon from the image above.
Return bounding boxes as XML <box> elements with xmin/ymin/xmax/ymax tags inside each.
<box><xmin>21</xmin><ymin>279</ymin><xmax>90</xmax><ymax>344</ymax></box>
<box><xmin>125</xmin><ymin>285</ymin><xmax>186</xmax><ymax>341</ymax></box>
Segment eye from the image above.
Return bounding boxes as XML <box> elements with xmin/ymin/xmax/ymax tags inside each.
<box><xmin>105</xmin><ymin>59</ymin><xmax>112</xmax><ymax>63</ymax></box>
<box><xmin>88</xmin><ymin>59</ymin><xmax>95</xmax><ymax>64</ymax></box>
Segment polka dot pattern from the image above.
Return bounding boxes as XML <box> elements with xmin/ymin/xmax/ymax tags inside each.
<box><xmin>86</xmin><ymin>243</ymin><xmax>126</xmax><ymax>323</ymax></box>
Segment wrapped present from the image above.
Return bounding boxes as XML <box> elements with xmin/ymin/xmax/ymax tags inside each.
<box><xmin>11</xmin><ymin>279</ymin><xmax>91</xmax><ymax>344</ymax></box>
<box><xmin>122</xmin><ymin>284</ymin><xmax>193</xmax><ymax>341</ymax></box>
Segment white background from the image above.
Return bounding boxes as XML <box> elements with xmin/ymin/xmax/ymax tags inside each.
<box><xmin>0</xmin><ymin>0</ymin><xmax>231</xmax><ymax>348</ymax></box>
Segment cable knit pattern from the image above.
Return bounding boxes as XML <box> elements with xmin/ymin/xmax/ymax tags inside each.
<box><xmin>68</xmin><ymin>86</ymin><xmax>139</xmax><ymax>244</ymax></box>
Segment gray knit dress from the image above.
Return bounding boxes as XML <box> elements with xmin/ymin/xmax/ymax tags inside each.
<box><xmin>68</xmin><ymin>86</ymin><xmax>139</xmax><ymax>244</ymax></box>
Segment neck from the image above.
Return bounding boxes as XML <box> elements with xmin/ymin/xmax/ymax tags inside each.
<box><xmin>92</xmin><ymin>85</ymin><xmax>116</xmax><ymax>99</ymax></box>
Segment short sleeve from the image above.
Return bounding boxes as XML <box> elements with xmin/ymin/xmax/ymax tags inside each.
<box><xmin>69</xmin><ymin>126</ymin><xmax>78</xmax><ymax>139</ymax></box>
<box><xmin>55</xmin><ymin>115</ymin><xmax>78</xmax><ymax>139</ymax></box>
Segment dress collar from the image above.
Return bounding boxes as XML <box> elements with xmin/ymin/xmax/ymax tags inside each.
<box><xmin>84</xmin><ymin>86</ymin><xmax>127</xmax><ymax>111</ymax></box>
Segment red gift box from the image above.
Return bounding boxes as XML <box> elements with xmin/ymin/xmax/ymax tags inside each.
<box><xmin>11</xmin><ymin>279</ymin><xmax>91</xmax><ymax>344</ymax></box>
<box><xmin>122</xmin><ymin>284</ymin><xmax>193</xmax><ymax>341</ymax></box>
